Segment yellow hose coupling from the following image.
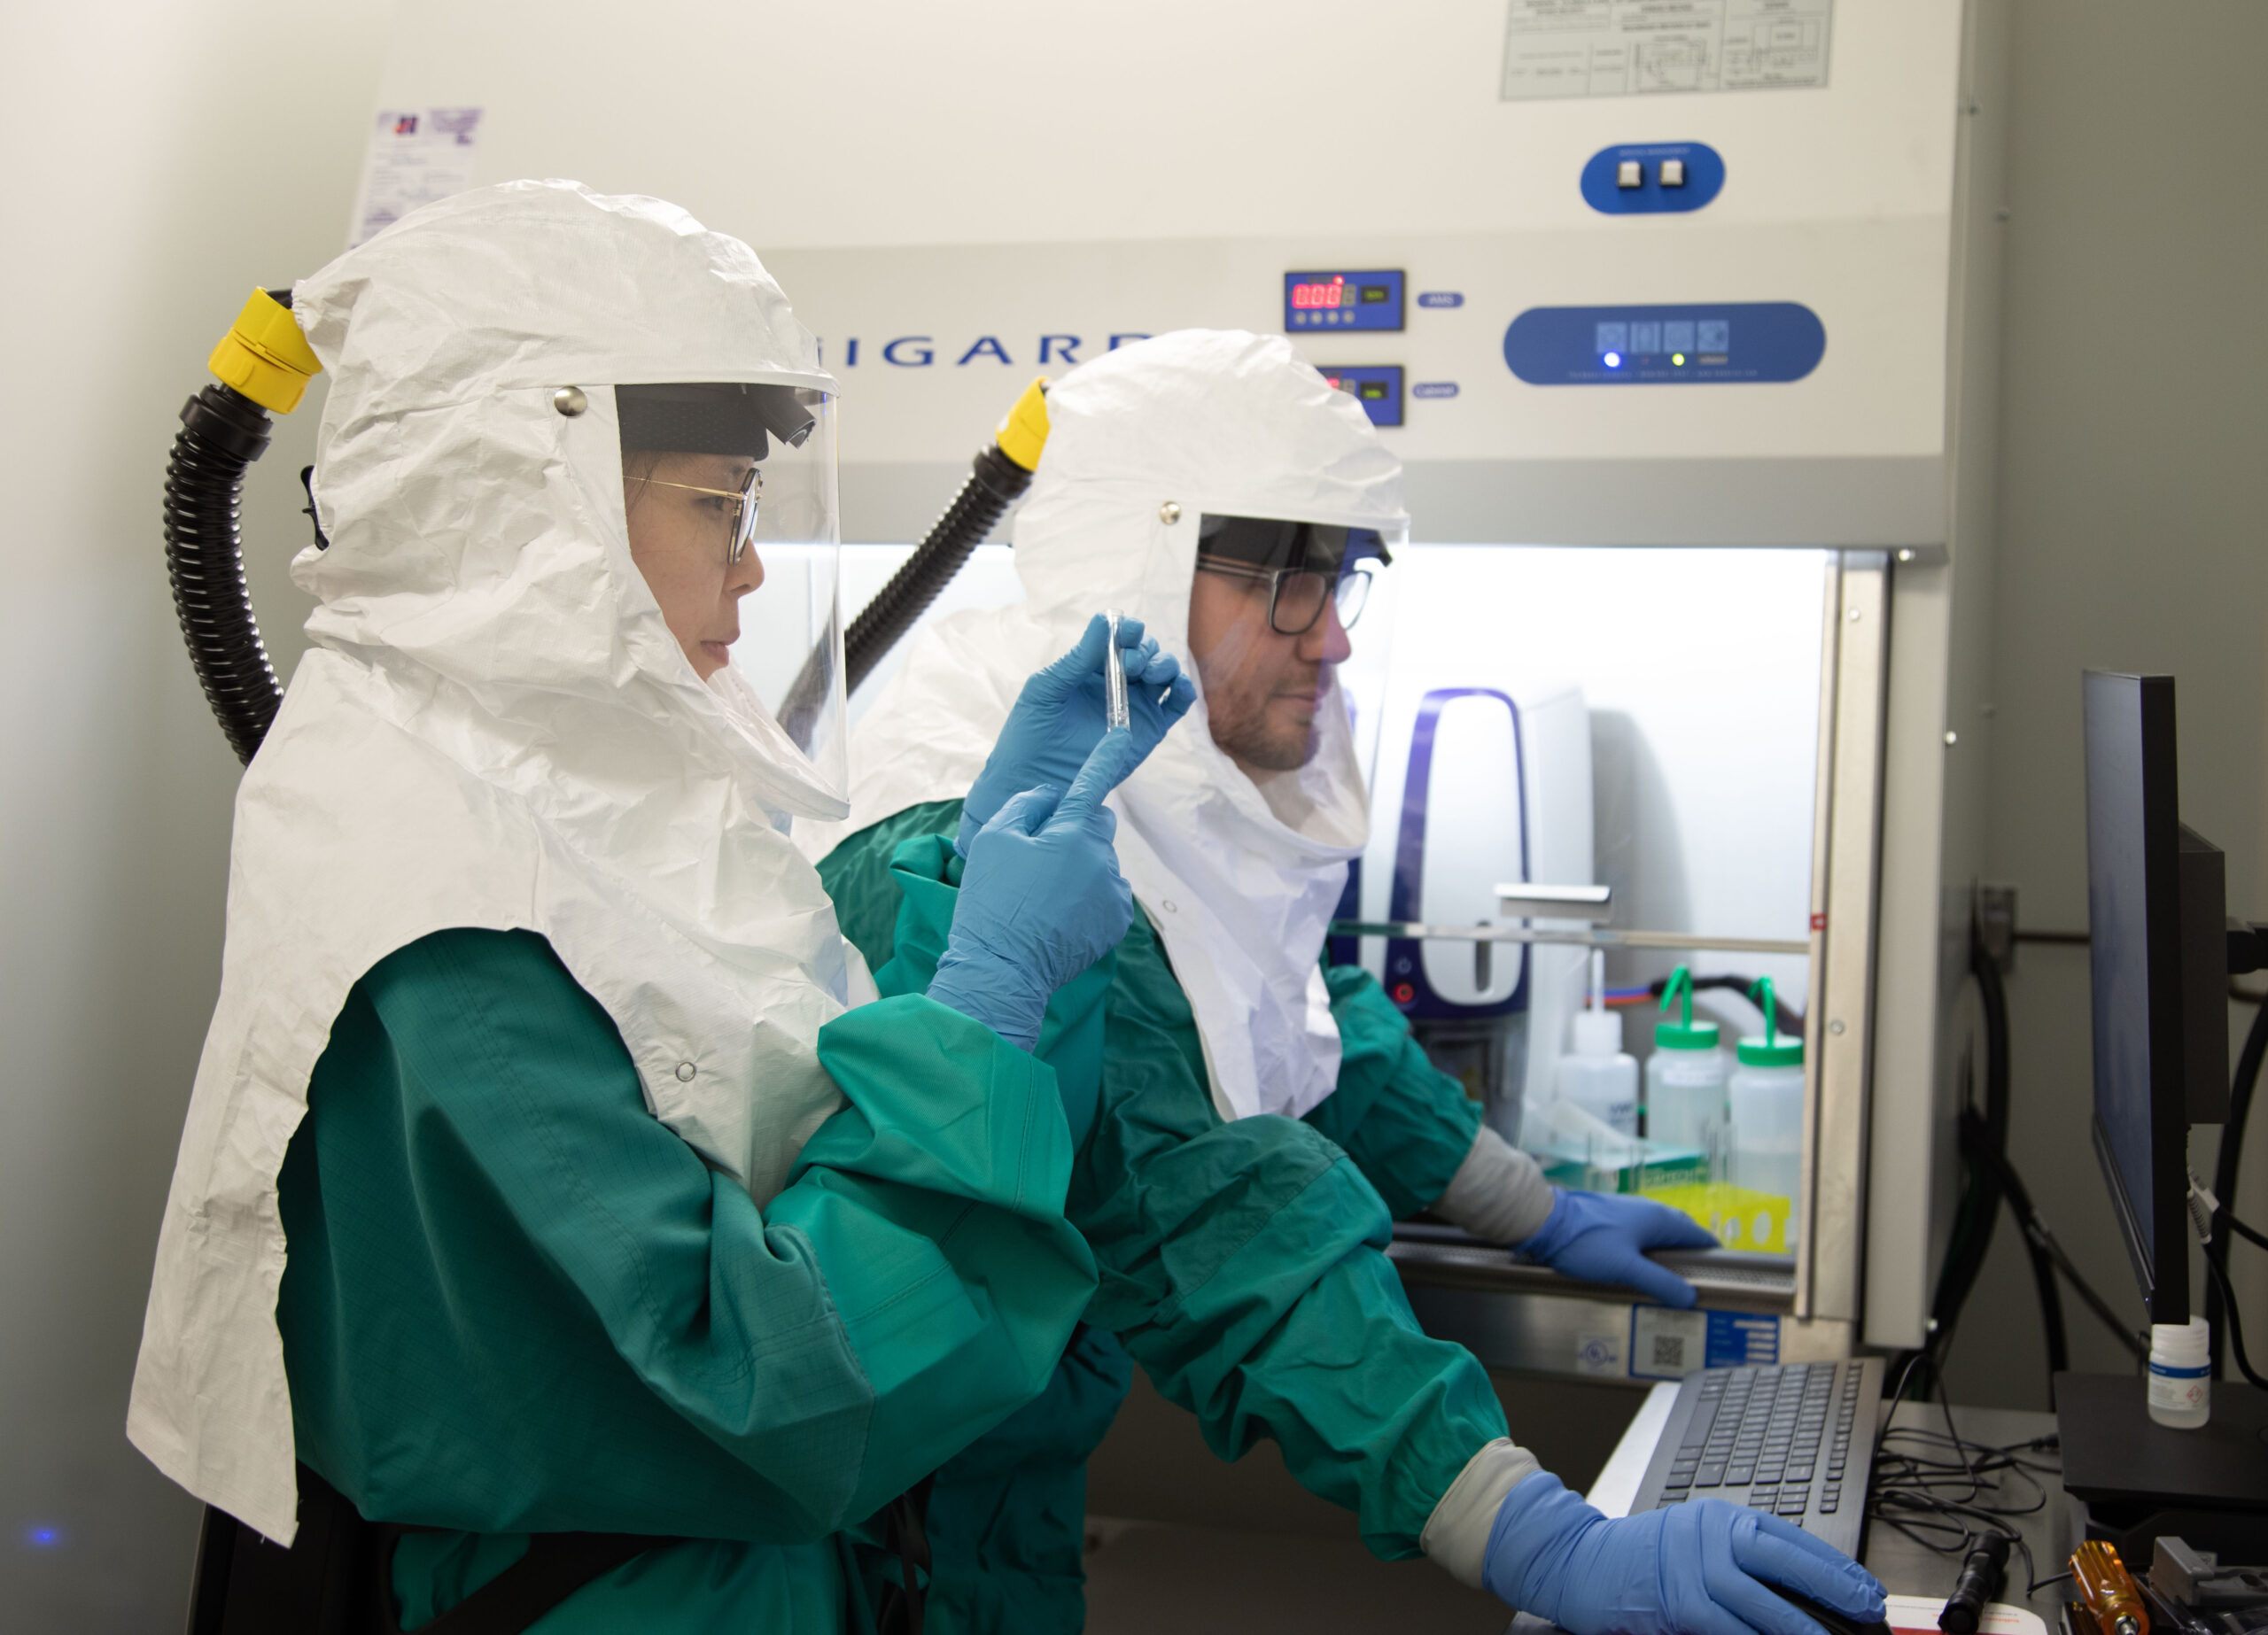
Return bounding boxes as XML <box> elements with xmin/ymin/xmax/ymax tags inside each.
<box><xmin>208</xmin><ymin>289</ymin><xmax>322</xmax><ymax>414</ymax></box>
<box><xmin>994</xmin><ymin>376</ymin><xmax>1052</xmax><ymax>472</ymax></box>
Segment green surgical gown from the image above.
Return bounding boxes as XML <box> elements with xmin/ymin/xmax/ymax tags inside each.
<box><xmin>275</xmin><ymin>921</ymin><xmax>1098</xmax><ymax>1631</ymax></box>
<box><xmin>816</xmin><ymin>801</ymin><xmax>1508</xmax><ymax>1635</ymax></box>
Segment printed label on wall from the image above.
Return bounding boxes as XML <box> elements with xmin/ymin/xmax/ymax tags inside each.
<box><xmin>1501</xmin><ymin>0</ymin><xmax>1832</xmax><ymax>102</ymax></box>
<box><xmin>349</xmin><ymin>108</ymin><xmax>485</xmax><ymax>247</ymax></box>
<box><xmin>1629</xmin><ymin>1307</ymin><xmax>1783</xmax><ymax>1378</ymax></box>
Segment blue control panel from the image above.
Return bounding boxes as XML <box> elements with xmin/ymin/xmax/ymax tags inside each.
<box><xmin>1285</xmin><ymin>268</ymin><xmax>1405</xmax><ymax>332</ymax></box>
<box><xmin>1580</xmin><ymin>142</ymin><xmax>1726</xmax><ymax>214</ymax></box>
<box><xmin>1321</xmin><ymin>365</ymin><xmax>1405</xmax><ymax>427</ymax></box>
<box><xmin>1502</xmin><ymin>303</ymin><xmax>1825</xmax><ymax>385</ymax></box>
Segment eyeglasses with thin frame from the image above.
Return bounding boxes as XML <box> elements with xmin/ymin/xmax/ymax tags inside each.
<box><xmin>636</xmin><ymin>467</ymin><xmax>765</xmax><ymax>564</ymax></box>
<box><xmin>1194</xmin><ymin>555</ymin><xmax>1374</xmax><ymax>635</ymax></box>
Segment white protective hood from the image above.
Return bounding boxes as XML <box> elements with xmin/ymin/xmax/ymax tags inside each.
<box><xmin>832</xmin><ymin>329</ymin><xmax>1403</xmax><ymax>1123</ymax></box>
<box><xmin>129</xmin><ymin>180</ymin><xmax>874</xmax><ymax>1544</ymax></box>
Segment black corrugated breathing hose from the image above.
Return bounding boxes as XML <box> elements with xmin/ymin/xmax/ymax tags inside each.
<box><xmin>843</xmin><ymin>441</ymin><xmax>1036</xmax><ymax>695</ymax></box>
<box><xmin>775</xmin><ymin>378</ymin><xmax>1050</xmax><ymax>744</ymax></box>
<box><xmin>163</xmin><ymin>380</ymin><xmax>285</xmax><ymax>764</ymax></box>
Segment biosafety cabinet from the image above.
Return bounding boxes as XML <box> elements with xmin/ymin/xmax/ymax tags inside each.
<box><xmin>365</xmin><ymin>0</ymin><xmax>2009</xmax><ymax>1375</ymax></box>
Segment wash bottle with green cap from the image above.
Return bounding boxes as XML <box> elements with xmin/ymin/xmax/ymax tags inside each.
<box><xmin>1557</xmin><ymin>949</ymin><xmax>1639</xmax><ymax>1137</ymax></box>
<box><xmin>1646</xmin><ymin>966</ymin><xmax>1725</xmax><ymax>1154</ymax></box>
<box><xmin>1728</xmin><ymin>976</ymin><xmax>1806</xmax><ymax>1239</ymax></box>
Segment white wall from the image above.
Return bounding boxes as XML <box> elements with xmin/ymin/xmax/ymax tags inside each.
<box><xmin>0</xmin><ymin>4</ymin><xmax>391</xmax><ymax>1625</ymax></box>
<box><xmin>1940</xmin><ymin>0</ymin><xmax>2268</xmax><ymax>1410</ymax></box>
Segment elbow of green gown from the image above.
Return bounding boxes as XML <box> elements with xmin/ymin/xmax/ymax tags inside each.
<box><xmin>1300</xmin><ymin>963</ymin><xmax>1483</xmax><ymax>1220</ymax></box>
<box><xmin>773</xmin><ymin>996</ymin><xmax>1101</xmax><ymax>1520</ymax></box>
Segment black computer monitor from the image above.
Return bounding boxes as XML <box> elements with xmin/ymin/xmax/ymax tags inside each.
<box><xmin>2081</xmin><ymin>671</ymin><xmax>2230</xmax><ymax>1328</ymax></box>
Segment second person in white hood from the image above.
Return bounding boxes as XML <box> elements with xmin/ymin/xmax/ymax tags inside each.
<box><xmin>819</xmin><ymin>331</ymin><xmax>1881</xmax><ymax>1635</ymax></box>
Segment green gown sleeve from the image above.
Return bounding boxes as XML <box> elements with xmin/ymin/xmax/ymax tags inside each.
<box><xmin>277</xmin><ymin>926</ymin><xmax>1097</xmax><ymax>1551</ymax></box>
<box><xmin>819</xmin><ymin>804</ymin><xmax>1511</xmax><ymax>1561</ymax></box>
<box><xmin>819</xmin><ymin>804</ymin><xmax>1480</xmax><ymax>1222</ymax></box>
<box><xmin>1299</xmin><ymin>964</ymin><xmax>1483</xmax><ymax>1220</ymax></box>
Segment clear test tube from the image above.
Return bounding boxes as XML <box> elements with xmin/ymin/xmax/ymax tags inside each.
<box><xmin>1104</xmin><ymin>608</ymin><xmax>1130</xmax><ymax>731</ymax></box>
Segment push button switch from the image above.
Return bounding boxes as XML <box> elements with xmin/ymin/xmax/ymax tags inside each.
<box><xmin>1659</xmin><ymin>158</ymin><xmax>1688</xmax><ymax>187</ymax></box>
<box><xmin>1617</xmin><ymin>159</ymin><xmax>1644</xmax><ymax>189</ymax></box>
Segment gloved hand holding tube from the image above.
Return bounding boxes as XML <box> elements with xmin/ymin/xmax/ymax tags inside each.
<box><xmin>928</xmin><ymin>729</ymin><xmax>1148</xmax><ymax>1050</ymax></box>
<box><xmin>957</xmin><ymin>612</ymin><xmax>1197</xmax><ymax>856</ymax></box>
<box><xmin>1483</xmin><ymin>1473</ymin><xmax>1886</xmax><ymax>1635</ymax></box>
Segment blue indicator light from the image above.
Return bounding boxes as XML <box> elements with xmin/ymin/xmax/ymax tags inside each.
<box><xmin>1603</xmin><ymin>352</ymin><xmax>1622</xmax><ymax>368</ymax></box>
<box><xmin>25</xmin><ymin>1524</ymin><xmax>62</xmax><ymax>1549</ymax></box>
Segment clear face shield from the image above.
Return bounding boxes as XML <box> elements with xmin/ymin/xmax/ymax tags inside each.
<box><xmin>1188</xmin><ymin>512</ymin><xmax>1403</xmax><ymax>789</ymax></box>
<box><xmin>616</xmin><ymin>383</ymin><xmax>846</xmax><ymax>801</ymax></box>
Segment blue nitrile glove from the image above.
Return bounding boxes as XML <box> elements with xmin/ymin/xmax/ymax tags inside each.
<box><xmin>927</xmin><ymin>731</ymin><xmax>1144</xmax><ymax>1051</ymax></box>
<box><xmin>1483</xmin><ymin>1473</ymin><xmax>1885</xmax><ymax>1635</ymax></box>
<box><xmin>1517</xmin><ymin>1188</ymin><xmax>1717</xmax><ymax>1309</ymax></box>
<box><xmin>958</xmin><ymin>612</ymin><xmax>1197</xmax><ymax>856</ymax></box>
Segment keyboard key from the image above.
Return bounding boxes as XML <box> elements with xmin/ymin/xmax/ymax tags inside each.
<box><xmin>1697</xmin><ymin>1466</ymin><xmax>1727</xmax><ymax>1486</ymax></box>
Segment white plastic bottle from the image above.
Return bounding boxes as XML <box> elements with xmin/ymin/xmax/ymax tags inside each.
<box><xmin>1728</xmin><ymin>975</ymin><xmax>1806</xmax><ymax>1242</ymax></box>
<box><xmin>2148</xmin><ymin>1316</ymin><xmax>2211</xmax><ymax>1428</ymax></box>
<box><xmin>1558</xmin><ymin>950</ymin><xmax>1639</xmax><ymax>1137</ymax></box>
<box><xmin>1645</xmin><ymin>965</ymin><xmax>1725</xmax><ymax>1156</ymax></box>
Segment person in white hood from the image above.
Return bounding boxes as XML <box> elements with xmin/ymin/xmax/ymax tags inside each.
<box><xmin>127</xmin><ymin>180</ymin><xmax>1193</xmax><ymax>1632</ymax></box>
<box><xmin>818</xmin><ymin>331</ymin><xmax>1882</xmax><ymax>1635</ymax></box>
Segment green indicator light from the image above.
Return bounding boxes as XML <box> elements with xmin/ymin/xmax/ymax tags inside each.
<box><xmin>1672</xmin><ymin>352</ymin><xmax>1687</xmax><ymax>365</ymax></box>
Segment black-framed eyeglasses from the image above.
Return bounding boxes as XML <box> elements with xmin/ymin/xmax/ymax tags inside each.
<box><xmin>638</xmin><ymin>467</ymin><xmax>765</xmax><ymax>564</ymax></box>
<box><xmin>1194</xmin><ymin>554</ymin><xmax>1374</xmax><ymax>635</ymax></box>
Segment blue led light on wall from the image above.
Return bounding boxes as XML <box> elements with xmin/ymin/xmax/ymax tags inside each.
<box><xmin>1503</xmin><ymin>303</ymin><xmax>1825</xmax><ymax>385</ymax></box>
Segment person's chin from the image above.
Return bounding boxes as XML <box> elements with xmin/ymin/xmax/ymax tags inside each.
<box><xmin>1247</xmin><ymin>716</ymin><xmax>1321</xmax><ymax>773</ymax></box>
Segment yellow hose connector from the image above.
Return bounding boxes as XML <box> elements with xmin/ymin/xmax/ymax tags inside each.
<box><xmin>207</xmin><ymin>289</ymin><xmax>322</xmax><ymax>414</ymax></box>
<box><xmin>994</xmin><ymin>376</ymin><xmax>1051</xmax><ymax>472</ymax></box>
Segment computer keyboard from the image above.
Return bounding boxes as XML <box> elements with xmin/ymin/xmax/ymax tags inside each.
<box><xmin>1626</xmin><ymin>1357</ymin><xmax>1883</xmax><ymax>1560</ymax></box>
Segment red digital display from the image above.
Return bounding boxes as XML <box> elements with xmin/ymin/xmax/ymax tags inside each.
<box><xmin>1292</xmin><ymin>277</ymin><xmax>1346</xmax><ymax>309</ymax></box>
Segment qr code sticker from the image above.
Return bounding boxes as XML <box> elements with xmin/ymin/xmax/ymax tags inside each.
<box><xmin>1652</xmin><ymin>1334</ymin><xmax>1687</xmax><ymax>1369</ymax></box>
